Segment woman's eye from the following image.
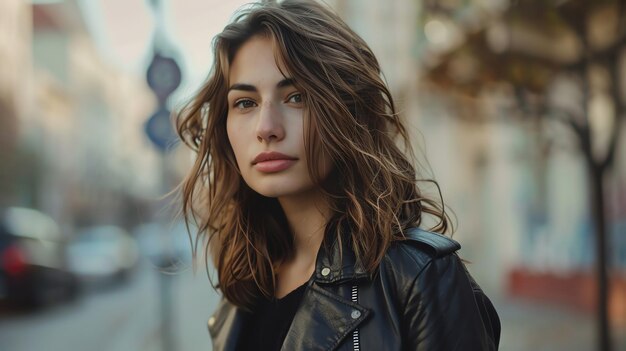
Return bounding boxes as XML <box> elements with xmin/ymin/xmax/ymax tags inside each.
<box><xmin>287</xmin><ymin>93</ymin><xmax>303</xmax><ymax>104</ymax></box>
<box><xmin>233</xmin><ymin>99</ymin><xmax>256</xmax><ymax>109</ymax></box>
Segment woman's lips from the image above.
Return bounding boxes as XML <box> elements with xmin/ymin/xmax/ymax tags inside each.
<box><xmin>254</xmin><ymin>159</ymin><xmax>296</xmax><ymax>173</ymax></box>
<box><xmin>252</xmin><ymin>151</ymin><xmax>297</xmax><ymax>173</ymax></box>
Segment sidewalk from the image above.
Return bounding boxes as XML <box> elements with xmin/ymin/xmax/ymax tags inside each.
<box><xmin>494</xmin><ymin>296</ymin><xmax>626</xmax><ymax>351</ymax></box>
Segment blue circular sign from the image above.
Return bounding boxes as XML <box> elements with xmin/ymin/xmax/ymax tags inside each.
<box><xmin>145</xmin><ymin>107</ymin><xmax>177</xmax><ymax>152</ymax></box>
<box><xmin>147</xmin><ymin>53</ymin><xmax>182</xmax><ymax>102</ymax></box>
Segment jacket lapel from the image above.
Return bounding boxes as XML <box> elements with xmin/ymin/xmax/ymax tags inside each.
<box><xmin>281</xmin><ymin>282</ymin><xmax>370</xmax><ymax>351</ymax></box>
<box><xmin>281</xmin><ymin>232</ymin><xmax>371</xmax><ymax>351</ymax></box>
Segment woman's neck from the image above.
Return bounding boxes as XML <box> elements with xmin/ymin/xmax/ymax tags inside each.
<box><xmin>278</xmin><ymin>189</ymin><xmax>329</xmax><ymax>262</ymax></box>
<box><xmin>273</xmin><ymin>189</ymin><xmax>329</xmax><ymax>298</ymax></box>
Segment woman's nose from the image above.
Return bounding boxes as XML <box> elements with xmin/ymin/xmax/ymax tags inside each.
<box><xmin>256</xmin><ymin>101</ymin><xmax>285</xmax><ymax>143</ymax></box>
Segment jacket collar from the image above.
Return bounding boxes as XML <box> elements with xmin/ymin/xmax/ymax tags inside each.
<box><xmin>313</xmin><ymin>230</ymin><xmax>370</xmax><ymax>284</ymax></box>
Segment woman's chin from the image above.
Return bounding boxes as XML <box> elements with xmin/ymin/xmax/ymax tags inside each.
<box><xmin>251</xmin><ymin>183</ymin><xmax>317</xmax><ymax>200</ymax></box>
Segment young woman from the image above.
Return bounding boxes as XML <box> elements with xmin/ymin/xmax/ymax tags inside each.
<box><xmin>176</xmin><ymin>1</ymin><xmax>500</xmax><ymax>350</ymax></box>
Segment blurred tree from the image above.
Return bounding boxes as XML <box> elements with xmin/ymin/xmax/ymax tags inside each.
<box><xmin>421</xmin><ymin>1</ymin><xmax>624</xmax><ymax>350</ymax></box>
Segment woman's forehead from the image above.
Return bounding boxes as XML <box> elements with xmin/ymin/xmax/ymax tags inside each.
<box><xmin>227</xmin><ymin>36</ymin><xmax>292</xmax><ymax>88</ymax></box>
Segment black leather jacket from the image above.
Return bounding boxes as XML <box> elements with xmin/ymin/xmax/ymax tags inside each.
<box><xmin>208</xmin><ymin>228</ymin><xmax>501</xmax><ymax>350</ymax></box>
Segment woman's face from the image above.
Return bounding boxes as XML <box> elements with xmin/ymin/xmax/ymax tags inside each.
<box><xmin>226</xmin><ymin>35</ymin><xmax>332</xmax><ymax>199</ymax></box>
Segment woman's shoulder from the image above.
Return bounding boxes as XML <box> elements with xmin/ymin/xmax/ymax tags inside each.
<box><xmin>378</xmin><ymin>228</ymin><xmax>461</xmax><ymax>282</ymax></box>
<box><xmin>381</xmin><ymin>229</ymin><xmax>501</xmax><ymax>348</ymax></box>
<box><xmin>386</xmin><ymin>228</ymin><xmax>460</xmax><ymax>265</ymax></box>
<box><xmin>398</xmin><ymin>227</ymin><xmax>460</xmax><ymax>255</ymax></box>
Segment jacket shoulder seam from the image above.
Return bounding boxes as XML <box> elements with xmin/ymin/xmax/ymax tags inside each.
<box><xmin>403</xmin><ymin>227</ymin><xmax>461</xmax><ymax>257</ymax></box>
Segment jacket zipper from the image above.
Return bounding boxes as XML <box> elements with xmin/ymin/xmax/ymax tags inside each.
<box><xmin>351</xmin><ymin>284</ymin><xmax>360</xmax><ymax>351</ymax></box>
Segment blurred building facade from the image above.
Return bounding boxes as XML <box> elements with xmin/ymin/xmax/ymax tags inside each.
<box><xmin>1</xmin><ymin>0</ymin><xmax>163</xmax><ymax>237</ymax></box>
<box><xmin>412</xmin><ymin>0</ymin><xmax>626</xmax><ymax>324</ymax></box>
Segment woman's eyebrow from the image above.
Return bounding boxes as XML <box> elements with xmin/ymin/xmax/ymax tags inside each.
<box><xmin>228</xmin><ymin>78</ymin><xmax>296</xmax><ymax>93</ymax></box>
<box><xmin>276</xmin><ymin>78</ymin><xmax>295</xmax><ymax>89</ymax></box>
<box><xmin>228</xmin><ymin>83</ymin><xmax>256</xmax><ymax>92</ymax></box>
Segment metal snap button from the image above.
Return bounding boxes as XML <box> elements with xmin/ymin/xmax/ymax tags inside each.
<box><xmin>321</xmin><ymin>267</ymin><xmax>331</xmax><ymax>276</ymax></box>
<box><xmin>208</xmin><ymin>316</ymin><xmax>216</xmax><ymax>327</ymax></box>
<box><xmin>351</xmin><ymin>310</ymin><xmax>361</xmax><ymax>319</ymax></box>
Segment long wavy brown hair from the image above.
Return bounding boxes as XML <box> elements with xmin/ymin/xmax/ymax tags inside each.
<box><xmin>176</xmin><ymin>0</ymin><xmax>451</xmax><ymax>309</ymax></box>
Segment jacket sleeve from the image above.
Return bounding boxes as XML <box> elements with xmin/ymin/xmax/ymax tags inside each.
<box><xmin>402</xmin><ymin>253</ymin><xmax>500</xmax><ymax>350</ymax></box>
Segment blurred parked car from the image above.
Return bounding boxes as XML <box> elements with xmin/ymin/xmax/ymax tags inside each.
<box><xmin>0</xmin><ymin>207</ymin><xmax>79</xmax><ymax>308</ymax></box>
<box><xmin>66</xmin><ymin>225</ymin><xmax>139</xmax><ymax>285</ymax></box>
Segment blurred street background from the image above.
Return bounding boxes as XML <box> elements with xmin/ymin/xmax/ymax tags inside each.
<box><xmin>0</xmin><ymin>0</ymin><xmax>625</xmax><ymax>350</ymax></box>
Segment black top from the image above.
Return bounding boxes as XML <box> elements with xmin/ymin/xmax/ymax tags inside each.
<box><xmin>236</xmin><ymin>283</ymin><xmax>308</xmax><ymax>351</ymax></box>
